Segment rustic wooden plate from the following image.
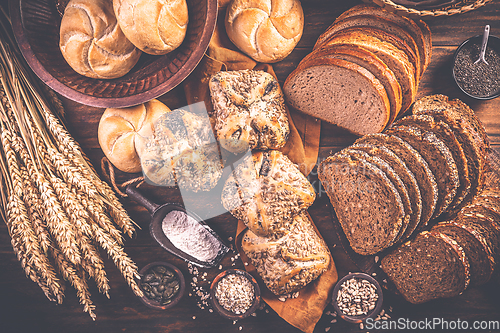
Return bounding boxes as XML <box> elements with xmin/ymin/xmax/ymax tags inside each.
<box><xmin>9</xmin><ymin>0</ymin><xmax>218</xmax><ymax>108</ymax></box>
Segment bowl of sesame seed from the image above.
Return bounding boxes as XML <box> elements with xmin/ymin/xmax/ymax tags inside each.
<box><xmin>331</xmin><ymin>272</ymin><xmax>383</xmax><ymax>324</ymax></box>
<box><xmin>210</xmin><ymin>269</ymin><xmax>261</xmax><ymax>320</ymax></box>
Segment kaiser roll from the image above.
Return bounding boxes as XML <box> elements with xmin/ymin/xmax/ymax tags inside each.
<box><xmin>59</xmin><ymin>0</ymin><xmax>142</xmax><ymax>79</ymax></box>
<box><xmin>225</xmin><ymin>0</ymin><xmax>304</xmax><ymax>63</ymax></box>
<box><xmin>98</xmin><ymin>99</ymin><xmax>169</xmax><ymax>173</ymax></box>
<box><xmin>113</xmin><ymin>0</ymin><xmax>189</xmax><ymax>55</ymax></box>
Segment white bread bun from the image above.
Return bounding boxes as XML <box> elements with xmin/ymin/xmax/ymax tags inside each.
<box><xmin>113</xmin><ymin>0</ymin><xmax>189</xmax><ymax>55</ymax></box>
<box><xmin>59</xmin><ymin>0</ymin><xmax>142</xmax><ymax>79</ymax></box>
<box><xmin>225</xmin><ymin>0</ymin><xmax>304</xmax><ymax>63</ymax></box>
<box><xmin>98</xmin><ymin>99</ymin><xmax>170</xmax><ymax>173</ymax></box>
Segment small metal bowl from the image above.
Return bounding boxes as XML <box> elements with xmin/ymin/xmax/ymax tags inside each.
<box><xmin>331</xmin><ymin>272</ymin><xmax>383</xmax><ymax>324</ymax></box>
<box><xmin>452</xmin><ymin>34</ymin><xmax>500</xmax><ymax>100</ymax></box>
<box><xmin>209</xmin><ymin>269</ymin><xmax>261</xmax><ymax>320</ymax></box>
<box><xmin>137</xmin><ymin>261</ymin><xmax>185</xmax><ymax>310</ymax></box>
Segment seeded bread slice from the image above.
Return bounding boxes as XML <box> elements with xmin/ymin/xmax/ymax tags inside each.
<box><xmin>355</xmin><ymin>133</ymin><xmax>438</xmax><ymax>228</ymax></box>
<box><xmin>319</xmin><ymin>153</ymin><xmax>404</xmax><ymax>255</ymax></box>
<box><xmin>385</xmin><ymin>125</ymin><xmax>459</xmax><ymax>220</ymax></box>
<box><xmin>343</xmin><ymin>148</ymin><xmax>412</xmax><ymax>244</ymax></box>
<box><xmin>394</xmin><ymin>114</ymin><xmax>470</xmax><ymax>214</ymax></box>
<box><xmin>333</xmin><ymin>4</ymin><xmax>429</xmax><ymax>73</ymax></box>
<box><xmin>461</xmin><ymin>197</ymin><xmax>500</xmax><ymax>230</ymax></box>
<box><xmin>283</xmin><ymin>58</ymin><xmax>390</xmax><ymax>135</ymax></box>
<box><xmin>314</xmin><ymin>15</ymin><xmax>421</xmax><ymax>81</ymax></box>
<box><xmin>381</xmin><ymin>230</ymin><xmax>470</xmax><ymax>304</ymax></box>
<box><xmin>433</xmin><ymin>221</ymin><xmax>494</xmax><ymax>286</ymax></box>
<box><xmin>300</xmin><ymin>44</ymin><xmax>402</xmax><ymax>123</ymax></box>
<box><xmin>319</xmin><ymin>29</ymin><xmax>416</xmax><ymax>114</ymax></box>
<box><xmin>351</xmin><ymin>143</ymin><xmax>422</xmax><ymax>242</ymax></box>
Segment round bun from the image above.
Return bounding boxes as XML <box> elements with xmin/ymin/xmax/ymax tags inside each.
<box><xmin>98</xmin><ymin>99</ymin><xmax>170</xmax><ymax>173</ymax></box>
<box><xmin>59</xmin><ymin>0</ymin><xmax>142</xmax><ymax>79</ymax></box>
<box><xmin>225</xmin><ymin>0</ymin><xmax>304</xmax><ymax>63</ymax></box>
<box><xmin>113</xmin><ymin>0</ymin><xmax>189</xmax><ymax>55</ymax></box>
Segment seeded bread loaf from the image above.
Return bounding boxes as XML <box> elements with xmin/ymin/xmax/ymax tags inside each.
<box><xmin>241</xmin><ymin>212</ymin><xmax>331</xmax><ymax>295</ymax></box>
<box><xmin>381</xmin><ymin>230</ymin><xmax>470</xmax><ymax>304</ymax></box>
<box><xmin>354</xmin><ymin>133</ymin><xmax>438</xmax><ymax>229</ymax></box>
<box><xmin>385</xmin><ymin>125</ymin><xmax>459</xmax><ymax>220</ymax></box>
<box><xmin>394</xmin><ymin>114</ymin><xmax>470</xmax><ymax>213</ymax></box>
<box><xmin>351</xmin><ymin>143</ymin><xmax>422</xmax><ymax>242</ymax></box>
<box><xmin>283</xmin><ymin>57</ymin><xmax>390</xmax><ymax>136</ymax></box>
<box><xmin>319</xmin><ymin>153</ymin><xmax>404</xmax><ymax>255</ymax></box>
<box><xmin>222</xmin><ymin>150</ymin><xmax>315</xmax><ymax>238</ymax></box>
<box><xmin>209</xmin><ymin>70</ymin><xmax>290</xmax><ymax>154</ymax></box>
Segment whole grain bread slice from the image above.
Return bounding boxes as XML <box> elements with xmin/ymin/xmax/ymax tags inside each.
<box><xmin>319</xmin><ymin>153</ymin><xmax>404</xmax><ymax>255</ymax></box>
<box><xmin>299</xmin><ymin>44</ymin><xmax>402</xmax><ymax>123</ymax></box>
<box><xmin>381</xmin><ymin>230</ymin><xmax>470</xmax><ymax>304</ymax></box>
<box><xmin>351</xmin><ymin>143</ymin><xmax>423</xmax><ymax>242</ymax></box>
<box><xmin>394</xmin><ymin>114</ymin><xmax>470</xmax><ymax>214</ymax></box>
<box><xmin>319</xmin><ymin>29</ymin><xmax>416</xmax><ymax>114</ymax></box>
<box><xmin>354</xmin><ymin>133</ymin><xmax>438</xmax><ymax>229</ymax></box>
<box><xmin>283</xmin><ymin>57</ymin><xmax>390</xmax><ymax>135</ymax></box>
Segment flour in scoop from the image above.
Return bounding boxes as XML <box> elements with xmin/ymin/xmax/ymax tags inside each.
<box><xmin>162</xmin><ymin>210</ymin><xmax>222</xmax><ymax>262</ymax></box>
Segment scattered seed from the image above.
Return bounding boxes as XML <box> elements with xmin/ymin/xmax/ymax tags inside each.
<box><xmin>331</xmin><ymin>319</ymin><xmax>337</xmax><ymax>323</ymax></box>
<box><xmin>325</xmin><ymin>327</ymin><xmax>331</xmax><ymax>332</ymax></box>
<box><xmin>374</xmin><ymin>256</ymin><xmax>379</xmax><ymax>263</ymax></box>
<box><xmin>192</xmin><ymin>316</ymin><xmax>196</xmax><ymax>320</ymax></box>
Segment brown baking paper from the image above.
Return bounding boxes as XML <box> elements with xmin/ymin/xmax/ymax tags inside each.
<box><xmin>182</xmin><ymin>6</ymin><xmax>337</xmax><ymax>333</ymax></box>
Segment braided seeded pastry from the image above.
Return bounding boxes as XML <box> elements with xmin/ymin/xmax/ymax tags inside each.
<box><xmin>138</xmin><ymin>105</ymin><xmax>224</xmax><ymax>192</ymax></box>
<box><xmin>209</xmin><ymin>70</ymin><xmax>290</xmax><ymax>154</ymax></box>
<box><xmin>222</xmin><ymin>150</ymin><xmax>315</xmax><ymax>237</ymax></box>
<box><xmin>241</xmin><ymin>212</ymin><xmax>330</xmax><ymax>295</ymax></box>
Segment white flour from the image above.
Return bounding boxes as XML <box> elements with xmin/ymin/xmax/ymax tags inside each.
<box><xmin>162</xmin><ymin>210</ymin><xmax>222</xmax><ymax>262</ymax></box>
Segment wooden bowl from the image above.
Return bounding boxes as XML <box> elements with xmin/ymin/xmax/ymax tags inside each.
<box><xmin>331</xmin><ymin>272</ymin><xmax>383</xmax><ymax>324</ymax></box>
<box><xmin>9</xmin><ymin>0</ymin><xmax>218</xmax><ymax>108</ymax></box>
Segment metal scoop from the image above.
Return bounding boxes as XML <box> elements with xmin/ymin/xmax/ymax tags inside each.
<box><xmin>126</xmin><ymin>185</ymin><xmax>230</xmax><ymax>268</ymax></box>
<box><xmin>475</xmin><ymin>25</ymin><xmax>490</xmax><ymax>65</ymax></box>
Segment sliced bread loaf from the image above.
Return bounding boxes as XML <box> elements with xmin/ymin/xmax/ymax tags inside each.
<box><xmin>283</xmin><ymin>57</ymin><xmax>390</xmax><ymax>135</ymax></box>
<box><xmin>381</xmin><ymin>230</ymin><xmax>470</xmax><ymax>304</ymax></box>
<box><xmin>351</xmin><ymin>143</ymin><xmax>423</xmax><ymax>242</ymax></box>
<box><xmin>385</xmin><ymin>125</ymin><xmax>459</xmax><ymax>220</ymax></box>
<box><xmin>319</xmin><ymin>153</ymin><xmax>404</xmax><ymax>255</ymax></box>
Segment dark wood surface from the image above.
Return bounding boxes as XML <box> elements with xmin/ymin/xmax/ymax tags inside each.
<box><xmin>2</xmin><ymin>1</ymin><xmax>500</xmax><ymax>332</ymax></box>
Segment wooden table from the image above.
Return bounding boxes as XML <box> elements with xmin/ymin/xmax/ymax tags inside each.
<box><xmin>1</xmin><ymin>1</ymin><xmax>500</xmax><ymax>332</ymax></box>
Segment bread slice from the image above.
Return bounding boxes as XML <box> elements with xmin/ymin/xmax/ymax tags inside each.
<box><xmin>283</xmin><ymin>57</ymin><xmax>390</xmax><ymax>135</ymax></box>
<box><xmin>433</xmin><ymin>221</ymin><xmax>494</xmax><ymax>286</ymax></box>
<box><xmin>381</xmin><ymin>230</ymin><xmax>470</xmax><ymax>304</ymax></box>
<box><xmin>334</xmin><ymin>4</ymin><xmax>429</xmax><ymax>73</ymax></box>
<box><xmin>385</xmin><ymin>125</ymin><xmax>459</xmax><ymax>220</ymax></box>
<box><xmin>355</xmin><ymin>133</ymin><xmax>438</xmax><ymax>228</ymax></box>
<box><xmin>319</xmin><ymin>153</ymin><xmax>404</xmax><ymax>255</ymax></box>
<box><xmin>351</xmin><ymin>143</ymin><xmax>422</xmax><ymax>242</ymax></box>
<box><xmin>394</xmin><ymin>114</ymin><xmax>470</xmax><ymax>214</ymax></box>
<box><xmin>299</xmin><ymin>44</ymin><xmax>402</xmax><ymax>123</ymax></box>
<box><xmin>319</xmin><ymin>28</ymin><xmax>416</xmax><ymax>114</ymax></box>
<box><xmin>343</xmin><ymin>148</ymin><xmax>412</xmax><ymax>244</ymax></box>
<box><xmin>415</xmin><ymin>18</ymin><xmax>432</xmax><ymax>71</ymax></box>
<box><xmin>314</xmin><ymin>15</ymin><xmax>421</xmax><ymax>81</ymax></box>
<box><xmin>462</xmin><ymin>197</ymin><xmax>500</xmax><ymax>230</ymax></box>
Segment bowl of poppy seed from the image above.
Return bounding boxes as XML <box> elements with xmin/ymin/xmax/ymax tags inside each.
<box><xmin>138</xmin><ymin>262</ymin><xmax>185</xmax><ymax>310</ymax></box>
<box><xmin>209</xmin><ymin>269</ymin><xmax>261</xmax><ymax>320</ymax></box>
<box><xmin>452</xmin><ymin>32</ymin><xmax>500</xmax><ymax>100</ymax></box>
<box><xmin>331</xmin><ymin>272</ymin><xmax>383</xmax><ymax>324</ymax></box>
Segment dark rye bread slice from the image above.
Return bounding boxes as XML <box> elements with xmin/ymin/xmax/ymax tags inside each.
<box><xmin>349</xmin><ymin>143</ymin><xmax>422</xmax><ymax>242</ymax></box>
<box><xmin>319</xmin><ymin>153</ymin><xmax>404</xmax><ymax>255</ymax></box>
<box><xmin>300</xmin><ymin>44</ymin><xmax>402</xmax><ymax>123</ymax></box>
<box><xmin>385</xmin><ymin>125</ymin><xmax>459</xmax><ymax>221</ymax></box>
<box><xmin>462</xmin><ymin>197</ymin><xmax>500</xmax><ymax>230</ymax></box>
<box><xmin>333</xmin><ymin>3</ymin><xmax>429</xmax><ymax>74</ymax></box>
<box><xmin>354</xmin><ymin>133</ymin><xmax>438</xmax><ymax>228</ymax></box>
<box><xmin>314</xmin><ymin>15</ymin><xmax>421</xmax><ymax>81</ymax></box>
<box><xmin>412</xmin><ymin>95</ymin><xmax>487</xmax><ymax>213</ymax></box>
<box><xmin>433</xmin><ymin>220</ymin><xmax>494</xmax><ymax>286</ymax></box>
<box><xmin>283</xmin><ymin>58</ymin><xmax>390</xmax><ymax>135</ymax></box>
<box><xmin>456</xmin><ymin>214</ymin><xmax>500</xmax><ymax>265</ymax></box>
<box><xmin>343</xmin><ymin>148</ymin><xmax>411</xmax><ymax>243</ymax></box>
<box><xmin>319</xmin><ymin>29</ymin><xmax>416</xmax><ymax>114</ymax></box>
<box><xmin>394</xmin><ymin>114</ymin><xmax>470</xmax><ymax>213</ymax></box>
<box><xmin>381</xmin><ymin>230</ymin><xmax>470</xmax><ymax>304</ymax></box>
